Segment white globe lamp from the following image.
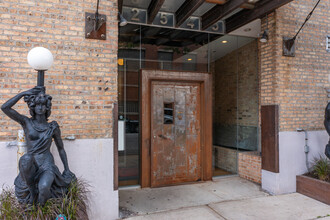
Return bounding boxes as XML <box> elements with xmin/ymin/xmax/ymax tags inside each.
<box><xmin>27</xmin><ymin>47</ymin><xmax>54</xmax><ymax>87</ymax></box>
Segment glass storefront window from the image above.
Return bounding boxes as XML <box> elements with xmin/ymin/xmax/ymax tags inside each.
<box><xmin>118</xmin><ymin>24</ymin><xmax>260</xmax><ymax>186</ymax></box>
<box><xmin>211</xmin><ymin>36</ymin><xmax>259</xmax><ymax>176</ymax></box>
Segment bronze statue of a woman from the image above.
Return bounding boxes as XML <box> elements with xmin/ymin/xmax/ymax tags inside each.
<box><xmin>1</xmin><ymin>87</ymin><xmax>75</xmax><ymax>205</ymax></box>
<box><xmin>324</xmin><ymin>102</ymin><xmax>330</xmax><ymax>159</ymax></box>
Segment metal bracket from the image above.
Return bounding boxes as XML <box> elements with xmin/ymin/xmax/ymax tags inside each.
<box><xmin>85</xmin><ymin>12</ymin><xmax>106</xmax><ymax>40</ymax></box>
<box><xmin>7</xmin><ymin>141</ymin><xmax>17</xmax><ymax>147</ymax></box>
<box><xmin>65</xmin><ymin>135</ymin><xmax>76</xmax><ymax>141</ymax></box>
<box><xmin>283</xmin><ymin>36</ymin><xmax>295</xmax><ymax>57</ymax></box>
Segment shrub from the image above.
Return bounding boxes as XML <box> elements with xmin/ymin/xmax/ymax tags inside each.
<box><xmin>311</xmin><ymin>157</ymin><xmax>330</xmax><ymax>182</ymax></box>
<box><xmin>0</xmin><ymin>179</ymin><xmax>89</xmax><ymax>220</ymax></box>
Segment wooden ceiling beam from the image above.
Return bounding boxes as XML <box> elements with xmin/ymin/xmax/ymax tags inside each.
<box><xmin>154</xmin><ymin>30</ymin><xmax>185</xmax><ymax>46</ymax></box>
<box><xmin>201</xmin><ymin>0</ymin><xmax>249</xmax><ymax>30</ymax></box>
<box><xmin>241</xmin><ymin>3</ymin><xmax>255</xmax><ymax>9</ymax></box>
<box><xmin>225</xmin><ymin>0</ymin><xmax>293</xmax><ymax>33</ymax></box>
<box><xmin>147</xmin><ymin>0</ymin><xmax>166</xmax><ymax>24</ymax></box>
<box><xmin>206</xmin><ymin>0</ymin><xmax>255</xmax><ymax>9</ymax></box>
<box><xmin>144</xmin><ymin>27</ymin><xmax>162</xmax><ymax>37</ymax></box>
<box><xmin>205</xmin><ymin>0</ymin><xmax>227</xmax><ymax>4</ymax></box>
<box><xmin>175</xmin><ymin>0</ymin><xmax>205</xmax><ymax>27</ymax></box>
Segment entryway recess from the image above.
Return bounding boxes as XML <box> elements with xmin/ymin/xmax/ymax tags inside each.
<box><xmin>140</xmin><ymin>69</ymin><xmax>212</xmax><ymax>188</ymax></box>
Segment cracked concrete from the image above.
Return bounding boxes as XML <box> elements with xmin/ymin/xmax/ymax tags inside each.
<box><xmin>119</xmin><ymin>176</ymin><xmax>330</xmax><ymax>220</ymax></box>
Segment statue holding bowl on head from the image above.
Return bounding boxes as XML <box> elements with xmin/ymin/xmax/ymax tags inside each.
<box><xmin>1</xmin><ymin>47</ymin><xmax>75</xmax><ymax>205</ymax></box>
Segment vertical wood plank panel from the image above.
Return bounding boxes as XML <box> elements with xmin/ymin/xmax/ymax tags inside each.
<box><xmin>204</xmin><ymin>74</ymin><xmax>213</xmax><ymax>180</ymax></box>
<box><xmin>261</xmin><ymin>105</ymin><xmax>279</xmax><ymax>173</ymax></box>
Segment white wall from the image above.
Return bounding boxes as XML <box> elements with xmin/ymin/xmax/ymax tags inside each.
<box><xmin>0</xmin><ymin>142</ymin><xmax>18</xmax><ymax>189</ymax></box>
<box><xmin>0</xmin><ymin>138</ymin><xmax>118</xmax><ymax>220</ymax></box>
<box><xmin>262</xmin><ymin>130</ymin><xmax>328</xmax><ymax>195</ymax></box>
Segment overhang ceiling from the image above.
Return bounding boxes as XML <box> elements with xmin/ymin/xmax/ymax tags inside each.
<box><xmin>119</xmin><ymin>0</ymin><xmax>293</xmax><ymax>47</ymax></box>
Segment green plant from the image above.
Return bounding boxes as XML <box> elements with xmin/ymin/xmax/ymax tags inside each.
<box><xmin>0</xmin><ymin>187</ymin><xmax>25</xmax><ymax>219</ymax></box>
<box><xmin>0</xmin><ymin>179</ymin><xmax>89</xmax><ymax>220</ymax></box>
<box><xmin>312</xmin><ymin>157</ymin><xmax>330</xmax><ymax>181</ymax></box>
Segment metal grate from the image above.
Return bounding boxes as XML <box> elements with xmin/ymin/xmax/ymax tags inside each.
<box><xmin>327</xmin><ymin>35</ymin><xmax>330</xmax><ymax>52</ymax></box>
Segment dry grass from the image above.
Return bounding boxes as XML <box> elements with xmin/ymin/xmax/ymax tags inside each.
<box><xmin>0</xmin><ymin>179</ymin><xmax>89</xmax><ymax>220</ymax></box>
<box><xmin>312</xmin><ymin>157</ymin><xmax>330</xmax><ymax>182</ymax></box>
<box><xmin>306</xmin><ymin>156</ymin><xmax>330</xmax><ymax>183</ymax></box>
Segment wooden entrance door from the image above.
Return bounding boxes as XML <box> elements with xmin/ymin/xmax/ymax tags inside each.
<box><xmin>151</xmin><ymin>81</ymin><xmax>201</xmax><ymax>187</ymax></box>
<box><xmin>140</xmin><ymin>69</ymin><xmax>212</xmax><ymax>188</ymax></box>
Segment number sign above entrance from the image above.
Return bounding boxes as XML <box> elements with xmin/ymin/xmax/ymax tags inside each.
<box><xmin>122</xmin><ymin>6</ymin><xmax>225</xmax><ymax>34</ymax></box>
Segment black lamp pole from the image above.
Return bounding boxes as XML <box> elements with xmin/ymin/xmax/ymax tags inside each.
<box><xmin>94</xmin><ymin>0</ymin><xmax>100</xmax><ymax>31</ymax></box>
<box><xmin>37</xmin><ymin>70</ymin><xmax>45</xmax><ymax>87</ymax></box>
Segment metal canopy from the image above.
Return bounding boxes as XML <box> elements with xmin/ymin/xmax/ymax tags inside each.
<box><xmin>119</xmin><ymin>0</ymin><xmax>293</xmax><ymax>46</ymax></box>
<box><xmin>119</xmin><ymin>23</ymin><xmax>220</xmax><ymax>47</ymax></box>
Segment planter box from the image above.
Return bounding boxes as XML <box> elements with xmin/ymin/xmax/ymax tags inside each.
<box><xmin>296</xmin><ymin>175</ymin><xmax>330</xmax><ymax>205</ymax></box>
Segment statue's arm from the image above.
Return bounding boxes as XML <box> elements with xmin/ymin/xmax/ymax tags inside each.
<box><xmin>1</xmin><ymin>92</ymin><xmax>29</xmax><ymax>125</ymax></box>
<box><xmin>53</xmin><ymin>125</ymin><xmax>70</xmax><ymax>171</ymax></box>
<box><xmin>1</xmin><ymin>87</ymin><xmax>43</xmax><ymax>125</ymax></box>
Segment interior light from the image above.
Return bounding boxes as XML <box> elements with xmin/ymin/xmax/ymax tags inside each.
<box><xmin>118</xmin><ymin>58</ymin><xmax>124</xmax><ymax>66</ymax></box>
<box><xmin>187</xmin><ymin>58</ymin><xmax>192</xmax><ymax>61</ymax></box>
<box><xmin>222</xmin><ymin>40</ymin><xmax>228</xmax><ymax>44</ymax></box>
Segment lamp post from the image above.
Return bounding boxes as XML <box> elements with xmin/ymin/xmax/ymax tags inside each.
<box><xmin>1</xmin><ymin>46</ymin><xmax>78</xmax><ymax>207</ymax></box>
<box><xmin>325</xmin><ymin>87</ymin><xmax>330</xmax><ymax>159</ymax></box>
<box><xmin>27</xmin><ymin>47</ymin><xmax>54</xmax><ymax>88</ymax></box>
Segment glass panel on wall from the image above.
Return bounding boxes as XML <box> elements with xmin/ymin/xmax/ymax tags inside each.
<box><xmin>211</xmin><ymin>35</ymin><xmax>259</xmax><ymax>177</ymax></box>
<box><xmin>118</xmin><ymin>24</ymin><xmax>142</xmax><ymax>187</ymax></box>
<box><xmin>236</xmin><ymin>36</ymin><xmax>259</xmax><ymax>153</ymax></box>
<box><xmin>118</xmin><ymin>24</ymin><xmax>215</xmax><ymax>187</ymax></box>
<box><xmin>137</xmin><ymin>26</ymin><xmax>213</xmax><ymax>72</ymax></box>
<box><xmin>158</xmin><ymin>51</ymin><xmax>173</xmax><ymax>70</ymax></box>
<box><xmin>118</xmin><ymin>23</ymin><xmax>259</xmax><ymax>184</ymax></box>
<box><xmin>182</xmin><ymin>54</ymin><xmax>197</xmax><ymax>71</ymax></box>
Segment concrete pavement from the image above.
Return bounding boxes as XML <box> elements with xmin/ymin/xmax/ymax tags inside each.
<box><xmin>119</xmin><ymin>176</ymin><xmax>330</xmax><ymax>220</ymax></box>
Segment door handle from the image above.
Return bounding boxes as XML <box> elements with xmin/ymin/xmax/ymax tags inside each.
<box><xmin>158</xmin><ymin>134</ymin><xmax>168</xmax><ymax>139</ymax></box>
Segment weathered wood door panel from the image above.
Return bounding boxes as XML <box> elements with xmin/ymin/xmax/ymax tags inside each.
<box><xmin>151</xmin><ymin>81</ymin><xmax>201</xmax><ymax>187</ymax></box>
<box><xmin>140</xmin><ymin>69</ymin><xmax>212</xmax><ymax>188</ymax></box>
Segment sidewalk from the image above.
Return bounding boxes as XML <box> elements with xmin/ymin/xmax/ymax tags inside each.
<box><xmin>119</xmin><ymin>176</ymin><xmax>330</xmax><ymax>220</ymax></box>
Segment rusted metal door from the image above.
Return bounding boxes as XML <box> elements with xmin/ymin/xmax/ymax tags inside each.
<box><xmin>151</xmin><ymin>81</ymin><xmax>201</xmax><ymax>187</ymax></box>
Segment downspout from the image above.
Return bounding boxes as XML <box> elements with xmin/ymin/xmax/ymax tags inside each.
<box><xmin>296</xmin><ymin>128</ymin><xmax>309</xmax><ymax>172</ymax></box>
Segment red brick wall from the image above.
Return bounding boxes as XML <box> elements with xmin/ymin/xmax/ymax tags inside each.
<box><xmin>260</xmin><ymin>0</ymin><xmax>330</xmax><ymax>131</ymax></box>
<box><xmin>238</xmin><ymin>151</ymin><xmax>261</xmax><ymax>184</ymax></box>
<box><xmin>214</xmin><ymin>40</ymin><xmax>259</xmax><ymax>127</ymax></box>
<box><xmin>213</xmin><ymin>145</ymin><xmax>237</xmax><ymax>173</ymax></box>
<box><xmin>0</xmin><ymin>0</ymin><xmax>118</xmax><ymax>140</ymax></box>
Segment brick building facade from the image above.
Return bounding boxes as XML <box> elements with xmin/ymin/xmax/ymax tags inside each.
<box><xmin>260</xmin><ymin>0</ymin><xmax>330</xmax><ymax>194</ymax></box>
<box><xmin>260</xmin><ymin>2</ymin><xmax>329</xmax><ymax>131</ymax></box>
<box><xmin>0</xmin><ymin>0</ymin><xmax>329</xmax><ymax>219</ymax></box>
<box><xmin>0</xmin><ymin>0</ymin><xmax>119</xmax><ymax>219</ymax></box>
<box><xmin>0</xmin><ymin>0</ymin><xmax>118</xmax><ymax>140</ymax></box>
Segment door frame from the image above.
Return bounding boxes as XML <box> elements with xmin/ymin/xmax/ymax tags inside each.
<box><xmin>140</xmin><ymin>69</ymin><xmax>212</xmax><ymax>188</ymax></box>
